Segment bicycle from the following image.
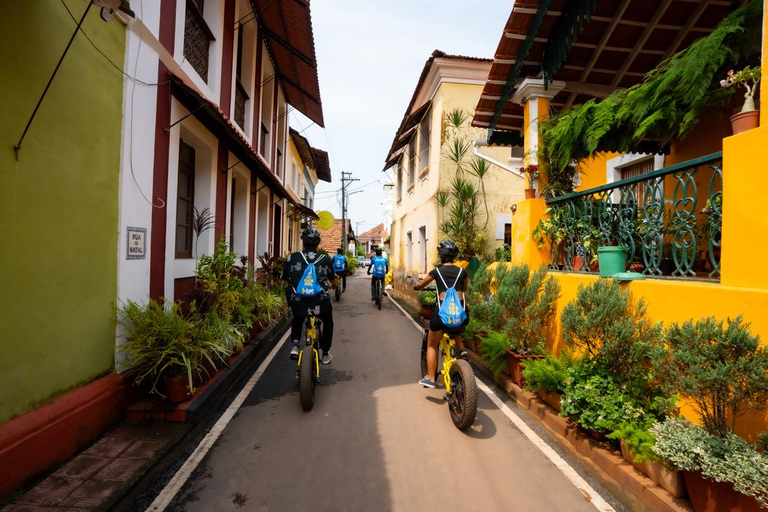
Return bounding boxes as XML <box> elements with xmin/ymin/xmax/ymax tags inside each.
<box><xmin>296</xmin><ymin>310</ymin><xmax>323</xmax><ymax>411</ymax></box>
<box><xmin>419</xmin><ymin>291</ymin><xmax>478</xmax><ymax>431</ymax></box>
<box><xmin>335</xmin><ymin>282</ymin><xmax>342</xmax><ymax>302</ymax></box>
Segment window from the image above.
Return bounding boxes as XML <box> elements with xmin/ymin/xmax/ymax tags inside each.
<box><xmin>620</xmin><ymin>158</ymin><xmax>655</xmax><ymax>202</ymax></box>
<box><xmin>176</xmin><ymin>140</ymin><xmax>196</xmax><ymax>258</ymax></box>
<box><xmin>406</xmin><ymin>230</ymin><xmax>413</xmax><ymax>271</ymax></box>
<box><xmin>291</xmin><ymin>160</ymin><xmax>298</xmax><ymax>191</ymax></box>
<box><xmin>408</xmin><ymin>139</ymin><xmax>416</xmax><ymax>188</ymax></box>
<box><xmin>288</xmin><ymin>220</ymin><xmax>294</xmax><ymax>252</ymax></box>
<box><xmin>504</xmin><ymin>223</ymin><xmax>512</xmax><ymax>246</ymax></box>
<box><xmin>184</xmin><ymin>0</ymin><xmax>215</xmax><ymax>83</ymax></box>
<box><xmin>276</xmin><ymin>148</ymin><xmax>283</xmax><ymax>181</ymax></box>
<box><xmin>260</xmin><ymin>53</ymin><xmax>275</xmax><ymax>162</ymax></box>
<box><xmin>260</xmin><ymin>121</ymin><xmax>269</xmax><ymax>160</ymax></box>
<box><xmin>418</xmin><ymin>225</ymin><xmax>427</xmax><ymax>274</ymax></box>
<box><xmin>397</xmin><ymin>162</ymin><xmax>403</xmax><ymax>200</ymax></box>
<box><xmin>418</xmin><ymin>110</ymin><xmax>430</xmax><ymax>174</ymax></box>
<box><xmin>233</xmin><ymin>24</ymin><xmax>249</xmax><ymax>129</ymax></box>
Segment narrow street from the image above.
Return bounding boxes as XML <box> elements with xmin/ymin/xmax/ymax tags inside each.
<box><xmin>127</xmin><ymin>273</ymin><xmax>623</xmax><ymax>512</ymax></box>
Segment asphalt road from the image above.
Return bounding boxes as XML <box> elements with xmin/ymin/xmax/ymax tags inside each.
<box><xmin>133</xmin><ymin>272</ymin><xmax>625</xmax><ymax>512</ymax></box>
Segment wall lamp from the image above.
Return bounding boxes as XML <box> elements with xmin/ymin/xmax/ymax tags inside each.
<box><xmin>510</xmin><ymin>204</ymin><xmax>517</xmax><ymax>213</ymax></box>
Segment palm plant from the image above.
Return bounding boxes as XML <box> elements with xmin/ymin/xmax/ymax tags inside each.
<box><xmin>192</xmin><ymin>207</ymin><xmax>215</xmax><ymax>260</ymax></box>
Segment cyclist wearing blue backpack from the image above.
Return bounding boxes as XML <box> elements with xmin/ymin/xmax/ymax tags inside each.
<box><xmin>367</xmin><ymin>248</ymin><xmax>389</xmax><ymax>301</ymax></box>
<box><xmin>282</xmin><ymin>228</ymin><xmax>337</xmax><ymax>364</ymax></box>
<box><xmin>332</xmin><ymin>248</ymin><xmax>348</xmax><ymax>292</ymax></box>
<box><xmin>413</xmin><ymin>240</ymin><xmax>468</xmax><ymax>388</ymax></box>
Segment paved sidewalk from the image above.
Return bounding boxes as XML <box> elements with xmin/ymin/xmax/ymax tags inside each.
<box><xmin>4</xmin><ymin>424</ymin><xmax>185</xmax><ymax>512</ymax></box>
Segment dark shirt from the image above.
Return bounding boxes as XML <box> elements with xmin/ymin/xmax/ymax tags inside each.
<box><xmin>429</xmin><ymin>264</ymin><xmax>467</xmax><ymax>294</ymax></box>
<box><xmin>282</xmin><ymin>251</ymin><xmax>336</xmax><ymax>316</ymax></box>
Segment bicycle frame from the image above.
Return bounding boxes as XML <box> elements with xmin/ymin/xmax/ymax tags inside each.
<box><xmin>296</xmin><ymin>315</ymin><xmax>320</xmax><ymax>379</ymax></box>
<box><xmin>438</xmin><ymin>333</ymin><xmax>456</xmax><ymax>394</ymax></box>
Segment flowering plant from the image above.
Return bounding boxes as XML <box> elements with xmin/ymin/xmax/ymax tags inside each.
<box><xmin>720</xmin><ymin>66</ymin><xmax>761</xmax><ymax>112</ymax></box>
<box><xmin>519</xmin><ymin>164</ymin><xmax>539</xmax><ymax>187</ymax></box>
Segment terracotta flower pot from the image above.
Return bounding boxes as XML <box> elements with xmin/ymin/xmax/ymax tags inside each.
<box><xmin>683</xmin><ymin>470</ymin><xmax>762</xmax><ymax>512</ymax></box>
<box><xmin>536</xmin><ymin>389</ymin><xmax>562</xmax><ymax>412</ymax></box>
<box><xmin>524</xmin><ymin>188</ymin><xmax>536</xmax><ymax>199</ymax></box>
<box><xmin>418</xmin><ymin>306</ymin><xmax>435</xmax><ymax>319</ymax></box>
<box><xmin>582</xmin><ymin>427</ymin><xmax>608</xmax><ymax>442</ymax></box>
<box><xmin>163</xmin><ymin>374</ymin><xmax>193</xmax><ymax>403</ymax></box>
<box><xmin>620</xmin><ymin>440</ymin><xmax>687</xmax><ymax>498</ymax></box>
<box><xmin>504</xmin><ymin>348</ymin><xmax>544</xmax><ymax>387</ymax></box>
<box><xmin>730</xmin><ymin>110</ymin><xmax>759</xmax><ymax>135</ymax></box>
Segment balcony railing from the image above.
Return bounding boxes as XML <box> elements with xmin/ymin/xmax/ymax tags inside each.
<box><xmin>542</xmin><ymin>152</ymin><xmax>723</xmax><ymax>280</ymax></box>
<box><xmin>183</xmin><ymin>0</ymin><xmax>215</xmax><ymax>82</ymax></box>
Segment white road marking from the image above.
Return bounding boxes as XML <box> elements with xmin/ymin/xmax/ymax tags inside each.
<box><xmin>146</xmin><ymin>331</ymin><xmax>290</xmax><ymax>512</ymax></box>
<box><xmin>387</xmin><ymin>294</ymin><xmax>616</xmax><ymax>512</ymax></box>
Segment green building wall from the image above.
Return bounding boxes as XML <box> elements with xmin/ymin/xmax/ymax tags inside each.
<box><xmin>0</xmin><ymin>1</ymin><xmax>126</xmax><ymax>423</ymax></box>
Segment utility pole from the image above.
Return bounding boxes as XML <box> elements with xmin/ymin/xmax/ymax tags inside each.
<box><xmin>340</xmin><ymin>172</ymin><xmax>360</xmax><ymax>253</ymax></box>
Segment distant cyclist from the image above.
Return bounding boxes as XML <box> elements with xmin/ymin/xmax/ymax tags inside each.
<box><xmin>282</xmin><ymin>228</ymin><xmax>337</xmax><ymax>365</ymax></box>
<box><xmin>332</xmin><ymin>248</ymin><xmax>348</xmax><ymax>292</ymax></box>
<box><xmin>367</xmin><ymin>248</ymin><xmax>388</xmax><ymax>302</ymax></box>
<box><xmin>413</xmin><ymin>241</ymin><xmax>468</xmax><ymax>388</ymax></box>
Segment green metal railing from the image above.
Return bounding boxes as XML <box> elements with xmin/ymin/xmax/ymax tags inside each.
<box><xmin>543</xmin><ymin>152</ymin><xmax>723</xmax><ymax>279</ymax></box>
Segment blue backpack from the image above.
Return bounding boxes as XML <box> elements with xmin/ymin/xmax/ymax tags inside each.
<box><xmin>371</xmin><ymin>256</ymin><xmax>387</xmax><ymax>278</ymax></box>
<box><xmin>294</xmin><ymin>252</ymin><xmax>325</xmax><ymax>297</ymax></box>
<box><xmin>332</xmin><ymin>254</ymin><xmax>346</xmax><ymax>272</ymax></box>
<box><xmin>435</xmin><ymin>267</ymin><xmax>467</xmax><ymax>328</ymax></box>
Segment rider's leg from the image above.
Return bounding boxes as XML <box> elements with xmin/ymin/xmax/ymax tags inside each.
<box><xmin>370</xmin><ymin>277</ymin><xmax>376</xmax><ymax>300</ymax></box>
<box><xmin>454</xmin><ymin>334</ymin><xmax>465</xmax><ymax>351</ymax></box>
<box><xmin>342</xmin><ymin>273</ymin><xmax>347</xmax><ymax>291</ymax></box>
<box><xmin>290</xmin><ymin>315</ymin><xmax>304</xmax><ymax>343</ymax></box>
<box><xmin>318</xmin><ymin>310</ymin><xmax>334</xmax><ymax>354</ymax></box>
<box><xmin>426</xmin><ymin>328</ymin><xmax>442</xmax><ymax>382</ymax></box>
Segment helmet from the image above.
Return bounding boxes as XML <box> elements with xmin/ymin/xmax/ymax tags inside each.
<box><xmin>437</xmin><ymin>240</ymin><xmax>458</xmax><ymax>262</ymax></box>
<box><xmin>337</xmin><ymin>247</ymin><xmax>344</xmax><ymax>254</ymax></box>
<box><xmin>375</xmin><ymin>248</ymin><xmax>383</xmax><ymax>256</ymax></box>
<box><xmin>301</xmin><ymin>228</ymin><xmax>321</xmax><ymax>248</ymax></box>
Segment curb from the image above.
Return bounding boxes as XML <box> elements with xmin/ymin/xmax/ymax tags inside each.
<box><xmin>467</xmin><ymin>349</ymin><xmax>693</xmax><ymax>512</ymax></box>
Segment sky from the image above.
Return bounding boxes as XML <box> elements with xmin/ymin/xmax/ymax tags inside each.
<box><xmin>288</xmin><ymin>0</ymin><xmax>513</xmax><ymax>237</ymax></box>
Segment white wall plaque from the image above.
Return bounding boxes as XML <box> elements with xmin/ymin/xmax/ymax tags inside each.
<box><xmin>126</xmin><ymin>227</ymin><xmax>147</xmax><ymax>260</ymax></box>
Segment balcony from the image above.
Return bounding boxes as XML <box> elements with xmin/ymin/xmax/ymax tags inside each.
<box><xmin>539</xmin><ymin>153</ymin><xmax>723</xmax><ymax>280</ymax></box>
<box><xmin>183</xmin><ymin>0</ymin><xmax>215</xmax><ymax>83</ymax></box>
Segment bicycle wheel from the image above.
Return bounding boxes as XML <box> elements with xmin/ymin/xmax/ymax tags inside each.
<box><xmin>299</xmin><ymin>346</ymin><xmax>316</xmax><ymax>411</ymax></box>
<box><xmin>448</xmin><ymin>359</ymin><xmax>478</xmax><ymax>430</ymax></box>
<box><xmin>420</xmin><ymin>328</ymin><xmax>429</xmax><ymax>378</ymax></box>
<box><xmin>376</xmin><ymin>280</ymin><xmax>382</xmax><ymax>310</ymax></box>
<box><xmin>335</xmin><ymin>285</ymin><xmax>341</xmax><ymax>302</ymax></box>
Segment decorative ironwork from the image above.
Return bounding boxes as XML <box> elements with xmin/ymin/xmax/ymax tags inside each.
<box><xmin>234</xmin><ymin>80</ymin><xmax>249</xmax><ymax>129</ymax></box>
<box><xmin>184</xmin><ymin>2</ymin><xmax>214</xmax><ymax>82</ymax></box>
<box><xmin>542</xmin><ymin>153</ymin><xmax>723</xmax><ymax>280</ymax></box>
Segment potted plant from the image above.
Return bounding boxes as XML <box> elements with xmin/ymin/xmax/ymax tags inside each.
<box><xmin>721</xmin><ymin>66</ymin><xmax>761</xmax><ymax>134</ymax></box>
<box><xmin>519</xmin><ymin>164</ymin><xmax>539</xmax><ymax>199</ymax></box>
<box><xmin>417</xmin><ymin>289</ymin><xmax>437</xmax><ymax>319</ymax></box>
<box><xmin>489</xmin><ymin>264</ymin><xmax>560</xmax><ymax>386</ymax></box>
<box><xmin>521</xmin><ymin>350</ymin><xmax>577</xmax><ymax>412</ymax></box>
<box><xmin>651</xmin><ymin>316</ymin><xmax>768</xmax><ymax>512</ymax></box>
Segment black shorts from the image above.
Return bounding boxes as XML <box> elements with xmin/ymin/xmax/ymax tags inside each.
<box><xmin>429</xmin><ymin>310</ymin><xmax>469</xmax><ymax>334</ymax></box>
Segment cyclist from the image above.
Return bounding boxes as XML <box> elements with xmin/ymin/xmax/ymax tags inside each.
<box><xmin>367</xmin><ymin>247</ymin><xmax>388</xmax><ymax>302</ymax></box>
<box><xmin>282</xmin><ymin>228</ymin><xmax>337</xmax><ymax>365</ymax></box>
<box><xmin>332</xmin><ymin>248</ymin><xmax>348</xmax><ymax>292</ymax></box>
<box><xmin>413</xmin><ymin>240</ymin><xmax>468</xmax><ymax>388</ymax></box>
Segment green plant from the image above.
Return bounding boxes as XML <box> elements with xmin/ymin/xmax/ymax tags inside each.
<box><xmin>519</xmin><ymin>164</ymin><xmax>539</xmax><ymax>188</ymax></box>
<box><xmin>192</xmin><ymin>207</ymin><xmax>215</xmax><ymax>260</ymax></box>
<box><xmin>491</xmin><ymin>264</ymin><xmax>560</xmax><ymax>355</ymax></box>
<box><xmin>480</xmin><ymin>331</ymin><xmax>512</xmax><ymax>377</ymax></box>
<box><xmin>253</xmin><ymin>286</ymin><xmax>287</xmax><ymax>328</ymax></box>
<box><xmin>538</xmin><ymin>0</ymin><xmax>761</xmax><ymax>185</ymax></box>
<box><xmin>193</xmin><ymin>238</ymin><xmax>246</xmax><ymax>319</ymax></box>
<box><xmin>652</xmin><ymin>417</ymin><xmax>768</xmax><ymax>507</ymax></box>
<box><xmin>561</xmin><ymin>279</ymin><xmax>662</xmax><ymax>382</ymax></box>
<box><xmin>522</xmin><ymin>350</ymin><xmax>578</xmax><ymax>394</ymax></box>
<box><xmin>118</xmin><ymin>299</ymin><xmax>206</xmax><ymax>398</ymax></box>
<box><xmin>494</xmin><ymin>244</ymin><xmax>511</xmax><ymax>263</ymax></box>
<box><xmin>345</xmin><ymin>251</ymin><xmax>357</xmax><ymax>276</ymax></box>
<box><xmin>533</xmin><ymin>207</ymin><xmax>567</xmax><ymax>250</ymax></box>
<box><xmin>256</xmin><ymin>252</ymin><xmax>286</xmax><ymax>292</ymax></box>
<box><xmin>608</xmin><ymin>419</ymin><xmax>659</xmax><ymax>463</ymax></box>
<box><xmin>561</xmin><ymin>361</ymin><xmax>675</xmax><ymax>434</ymax></box>
<box><xmin>418</xmin><ymin>290</ymin><xmax>437</xmax><ymax>307</ymax></box>
<box><xmin>654</xmin><ymin>316</ymin><xmax>768</xmax><ymax>437</ymax></box>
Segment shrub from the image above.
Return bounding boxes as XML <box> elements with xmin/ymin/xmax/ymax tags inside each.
<box><xmin>652</xmin><ymin>417</ymin><xmax>768</xmax><ymax>507</ymax></box>
<box><xmin>561</xmin><ymin>361</ymin><xmax>675</xmax><ymax>434</ymax></box>
<box><xmin>522</xmin><ymin>350</ymin><xmax>578</xmax><ymax>394</ymax></box>
<box><xmin>491</xmin><ymin>264</ymin><xmax>560</xmax><ymax>355</ymax></box>
<box><xmin>479</xmin><ymin>331</ymin><xmax>512</xmax><ymax>377</ymax></box>
<box><xmin>561</xmin><ymin>279</ymin><xmax>662</xmax><ymax>381</ymax></box>
<box><xmin>654</xmin><ymin>316</ymin><xmax>768</xmax><ymax>437</ymax></box>
<box><xmin>607</xmin><ymin>419</ymin><xmax>658</xmax><ymax>463</ymax></box>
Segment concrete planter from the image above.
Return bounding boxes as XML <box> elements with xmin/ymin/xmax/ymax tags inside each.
<box><xmin>620</xmin><ymin>440</ymin><xmax>687</xmax><ymax>498</ymax></box>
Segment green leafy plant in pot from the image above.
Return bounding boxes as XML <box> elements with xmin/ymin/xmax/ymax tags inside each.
<box><xmin>521</xmin><ymin>350</ymin><xmax>578</xmax><ymax>412</ymax></box>
<box><xmin>651</xmin><ymin>316</ymin><xmax>768</xmax><ymax>512</ymax></box>
<box><xmin>417</xmin><ymin>289</ymin><xmax>437</xmax><ymax>319</ymax></box>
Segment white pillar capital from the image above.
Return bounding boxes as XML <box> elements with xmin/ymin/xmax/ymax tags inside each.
<box><xmin>511</xmin><ymin>78</ymin><xmax>566</xmax><ymax>105</ymax></box>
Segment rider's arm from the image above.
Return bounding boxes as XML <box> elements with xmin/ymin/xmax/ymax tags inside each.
<box><xmin>413</xmin><ymin>274</ymin><xmax>434</xmax><ymax>290</ymax></box>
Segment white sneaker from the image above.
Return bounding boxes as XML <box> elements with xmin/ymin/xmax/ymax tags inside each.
<box><xmin>289</xmin><ymin>344</ymin><xmax>300</xmax><ymax>359</ymax></box>
<box><xmin>322</xmin><ymin>352</ymin><xmax>333</xmax><ymax>365</ymax></box>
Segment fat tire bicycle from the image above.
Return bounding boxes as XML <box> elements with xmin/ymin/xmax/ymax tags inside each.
<box><xmin>419</xmin><ymin>309</ymin><xmax>478</xmax><ymax>430</ymax></box>
<box><xmin>297</xmin><ymin>310</ymin><xmax>322</xmax><ymax>411</ymax></box>
<box><xmin>374</xmin><ymin>277</ymin><xmax>383</xmax><ymax>310</ymax></box>
<box><xmin>335</xmin><ymin>282</ymin><xmax>342</xmax><ymax>302</ymax></box>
